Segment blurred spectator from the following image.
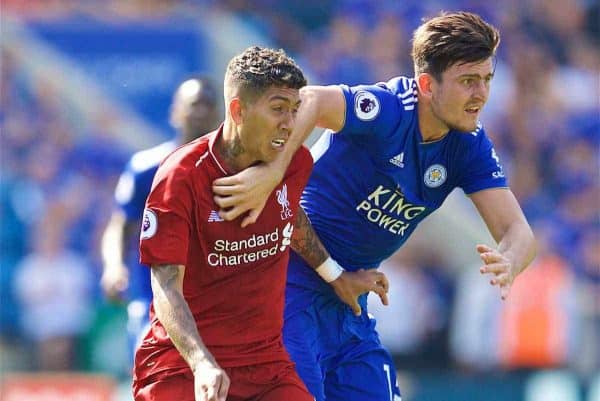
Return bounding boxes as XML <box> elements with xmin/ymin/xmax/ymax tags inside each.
<box><xmin>370</xmin><ymin>245</ymin><xmax>454</xmax><ymax>369</ymax></box>
<box><xmin>0</xmin><ymin>1</ymin><xmax>598</xmax><ymax>398</ymax></box>
<box><xmin>498</xmin><ymin>235</ymin><xmax>579</xmax><ymax>370</ymax></box>
<box><xmin>14</xmin><ymin>210</ymin><xmax>94</xmax><ymax>371</ymax></box>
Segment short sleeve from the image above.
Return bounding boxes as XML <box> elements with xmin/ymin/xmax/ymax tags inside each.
<box><xmin>139</xmin><ymin>163</ymin><xmax>194</xmax><ymax>266</ymax></box>
<box><xmin>459</xmin><ymin>128</ymin><xmax>508</xmax><ymax>194</ymax></box>
<box><xmin>339</xmin><ymin>83</ymin><xmax>403</xmax><ymax>139</ymax></box>
<box><xmin>115</xmin><ymin>166</ymin><xmax>154</xmax><ymax>221</ymax></box>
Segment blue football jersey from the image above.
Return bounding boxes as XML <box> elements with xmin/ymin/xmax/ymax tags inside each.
<box><xmin>288</xmin><ymin>76</ymin><xmax>507</xmax><ymax>295</ymax></box>
<box><xmin>114</xmin><ymin>140</ymin><xmax>177</xmax><ymax>301</ymax></box>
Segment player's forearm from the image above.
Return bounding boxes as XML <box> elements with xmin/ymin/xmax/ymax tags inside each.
<box><xmin>151</xmin><ymin>264</ymin><xmax>216</xmax><ymax>371</ymax></box>
<box><xmin>291</xmin><ymin>208</ymin><xmax>329</xmax><ymax>269</ymax></box>
<box><xmin>497</xmin><ymin>220</ymin><xmax>536</xmax><ymax>276</ymax></box>
<box><xmin>271</xmin><ymin>87</ymin><xmax>323</xmax><ymax>171</ymax></box>
<box><xmin>101</xmin><ymin>212</ymin><xmax>127</xmax><ymax>268</ymax></box>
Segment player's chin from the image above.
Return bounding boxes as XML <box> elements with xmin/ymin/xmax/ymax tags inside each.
<box><xmin>456</xmin><ymin>119</ymin><xmax>479</xmax><ymax>133</ymax></box>
<box><xmin>261</xmin><ymin>150</ymin><xmax>279</xmax><ymax>163</ymax></box>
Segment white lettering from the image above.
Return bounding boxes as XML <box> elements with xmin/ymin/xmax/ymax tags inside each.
<box><xmin>356</xmin><ymin>184</ymin><xmax>428</xmax><ymax>236</ymax></box>
<box><xmin>367</xmin><ymin>185</ymin><xmax>391</xmax><ymax>206</ymax></box>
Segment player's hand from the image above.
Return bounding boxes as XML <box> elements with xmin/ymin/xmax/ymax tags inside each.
<box><xmin>331</xmin><ymin>269</ymin><xmax>389</xmax><ymax>316</ymax></box>
<box><xmin>100</xmin><ymin>263</ymin><xmax>129</xmax><ymax>300</ymax></box>
<box><xmin>477</xmin><ymin>244</ymin><xmax>516</xmax><ymax>300</ymax></box>
<box><xmin>213</xmin><ymin>162</ymin><xmax>284</xmax><ymax>228</ymax></box>
<box><xmin>193</xmin><ymin>360</ymin><xmax>230</xmax><ymax>401</ymax></box>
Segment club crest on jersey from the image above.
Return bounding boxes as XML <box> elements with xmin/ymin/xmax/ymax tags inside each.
<box><xmin>141</xmin><ymin>208</ymin><xmax>158</xmax><ymax>239</ymax></box>
<box><xmin>424</xmin><ymin>164</ymin><xmax>447</xmax><ymax>188</ymax></box>
<box><xmin>276</xmin><ymin>184</ymin><xmax>293</xmax><ymax>220</ymax></box>
<box><xmin>354</xmin><ymin>91</ymin><xmax>380</xmax><ymax>121</ymax></box>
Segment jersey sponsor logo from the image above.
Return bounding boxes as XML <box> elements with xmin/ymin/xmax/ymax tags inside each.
<box><xmin>424</xmin><ymin>164</ymin><xmax>447</xmax><ymax>188</ymax></box>
<box><xmin>276</xmin><ymin>184</ymin><xmax>293</xmax><ymax>220</ymax></box>
<box><xmin>354</xmin><ymin>91</ymin><xmax>380</xmax><ymax>121</ymax></box>
<box><xmin>207</xmin><ymin>222</ymin><xmax>294</xmax><ymax>267</ymax></box>
<box><xmin>140</xmin><ymin>208</ymin><xmax>158</xmax><ymax>239</ymax></box>
<box><xmin>389</xmin><ymin>152</ymin><xmax>404</xmax><ymax>168</ymax></box>
<box><xmin>207</xmin><ymin>210</ymin><xmax>224</xmax><ymax>222</ymax></box>
<box><xmin>356</xmin><ymin>185</ymin><xmax>426</xmax><ymax>236</ymax></box>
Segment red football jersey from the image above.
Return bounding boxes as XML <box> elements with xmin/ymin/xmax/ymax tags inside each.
<box><xmin>134</xmin><ymin>127</ymin><xmax>312</xmax><ymax>382</ymax></box>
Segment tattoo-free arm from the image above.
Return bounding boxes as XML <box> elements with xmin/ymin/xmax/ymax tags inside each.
<box><xmin>291</xmin><ymin>208</ymin><xmax>389</xmax><ymax>315</ymax></box>
<box><xmin>470</xmin><ymin>188</ymin><xmax>537</xmax><ymax>299</ymax></box>
<box><xmin>100</xmin><ymin>211</ymin><xmax>138</xmax><ymax>299</ymax></box>
<box><xmin>212</xmin><ymin>86</ymin><xmax>346</xmax><ymax>227</ymax></box>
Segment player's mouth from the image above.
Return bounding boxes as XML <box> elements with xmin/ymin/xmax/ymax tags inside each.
<box><xmin>465</xmin><ymin>105</ymin><xmax>481</xmax><ymax>115</ymax></box>
<box><xmin>271</xmin><ymin>138</ymin><xmax>286</xmax><ymax>149</ymax></box>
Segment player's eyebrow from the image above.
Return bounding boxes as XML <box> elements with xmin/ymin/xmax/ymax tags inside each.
<box><xmin>269</xmin><ymin>95</ymin><xmax>302</xmax><ymax>107</ymax></box>
<box><xmin>459</xmin><ymin>72</ymin><xmax>495</xmax><ymax>79</ymax></box>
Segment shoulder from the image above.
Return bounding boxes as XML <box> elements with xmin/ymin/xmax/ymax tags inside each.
<box><xmin>155</xmin><ymin>136</ymin><xmax>211</xmax><ymax>181</ymax></box>
<box><xmin>291</xmin><ymin>146</ymin><xmax>313</xmax><ymax>168</ymax></box>
<box><xmin>452</xmin><ymin>122</ymin><xmax>490</xmax><ymax>146</ymax></box>
<box><xmin>342</xmin><ymin>76</ymin><xmax>417</xmax><ymax>121</ymax></box>
<box><xmin>128</xmin><ymin>140</ymin><xmax>177</xmax><ymax>174</ymax></box>
<box><xmin>285</xmin><ymin>146</ymin><xmax>313</xmax><ymax>177</ymax></box>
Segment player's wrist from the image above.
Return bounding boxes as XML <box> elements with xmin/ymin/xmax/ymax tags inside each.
<box><xmin>315</xmin><ymin>257</ymin><xmax>345</xmax><ymax>283</ymax></box>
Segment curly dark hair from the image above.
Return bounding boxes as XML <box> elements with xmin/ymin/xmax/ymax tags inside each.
<box><xmin>225</xmin><ymin>46</ymin><xmax>307</xmax><ymax>103</ymax></box>
<box><xmin>412</xmin><ymin>11</ymin><xmax>500</xmax><ymax>80</ymax></box>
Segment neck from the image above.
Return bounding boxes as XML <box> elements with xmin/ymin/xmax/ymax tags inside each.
<box><xmin>417</xmin><ymin>97</ymin><xmax>450</xmax><ymax>142</ymax></box>
<box><xmin>218</xmin><ymin>120</ymin><xmax>253</xmax><ymax>173</ymax></box>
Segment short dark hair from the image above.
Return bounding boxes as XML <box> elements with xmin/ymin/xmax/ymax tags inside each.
<box><xmin>174</xmin><ymin>75</ymin><xmax>219</xmax><ymax>106</ymax></box>
<box><xmin>225</xmin><ymin>46</ymin><xmax>307</xmax><ymax>103</ymax></box>
<box><xmin>411</xmin><ymin>11</ymin><xmax>500</xmax><ymax>80</ymax></box>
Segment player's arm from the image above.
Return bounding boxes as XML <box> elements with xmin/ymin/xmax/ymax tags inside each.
<box><xmin>469</xmin><ymin>188</ymin><xmax>537</xmax><ymax>300</ymax></box>
<box><xmin>213</xmin><ymin>85</ymin><xmax>345</xmax><ymax>227</ymax></box>
<box><xmin>100</xmin><ymin>210</ymin><xmax>138</xmax><ymax>299</ymax></box>
<box><xmin>291</xmin><ymin>208</ymin><xmax>389</xmax><ymax>316</ymax></box>
<box><xmin>151</xmin><ymin>263</ymin><xmax>230</xmax><ymax>401</ymax></box>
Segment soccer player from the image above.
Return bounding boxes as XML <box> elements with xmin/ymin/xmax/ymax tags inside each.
<box><xmin>100</xmin><ymin>76</ymin><xmax>220</xmax><ymax>355</ymax></box>
<box><xmin>132</xmin><ymin>46</ymin><xmax>387</xmax><ymax>401</ymax></box>
<box><xmin>213</xmin><ymin>12</ymin><xmax>537</xmax><ymax>401</ymax></box>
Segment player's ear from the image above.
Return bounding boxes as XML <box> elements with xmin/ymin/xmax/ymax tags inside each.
<box><xmin>229</xmin><ymin>97</ymin><xmax>244</xmax><ymax>124</ymax></box>
<box><xmin>417</xmin><ymin>73</ymin><xmax>434</xmax><ymax>100</ymax></box>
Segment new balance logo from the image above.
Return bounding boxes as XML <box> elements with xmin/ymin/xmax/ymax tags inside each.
<box><xmin>207</xmin><ymin>210</ymin><xmax>224</xmax><ymax>222</ymax></box>
<box><xmin>389</xmin><ymin>152</ymin><xmax>404</xmax><ymax>168</ymax></box>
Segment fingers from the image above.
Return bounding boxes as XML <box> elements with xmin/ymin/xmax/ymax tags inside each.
<box><xmin>213</xmin><ymin>195</ymin><xmax>237</xmax><ymax>209</ymax></box>
<box><xmin>212</xmin><ymin>184</ymin><xmax>243</xmax><ymax>196</ymax></box>
<box><xmin>500</xmin><ymin>284</ymin><xmax>511</xmax><ymax>301</ymax></box>
<box><xmin>374</xmin><ymin>272</ymin><xmax>389</xmax><ymax>292</ymax></box>
<box><xmin>241</xmin><ymin>208</ymin><xmax>261</xmax><ymax>228</ymax></box>
<box><xmin>205</xmin><ymin>384</ymin><xmax>216</xmax><ymax>401</ymax></box>
<box><xmin>350</xmin><ymin>300</ymin><xmax>362</xmax><ymax>316</ymax></box>
<box><xmin>372</xmin><ymin>285</ymin><xmax>389</xmax><ymax>306</ymax></box>
<box><xmin>476</xmin><ymin>243</ymin><xmax>494</xmax><ymax>254</ymax></box>
<box><xmin>217</xmin><ymin>374</ymin><xmax>230</xmax><ymax>401</ymax></box>
<box><xmin>489</xmin><ymin>272</ymin><xmax>511</xmax><ymax>287</ymax></box>
<box><xmin>213</xmin><ymin>176</ymin><xmax>241</xmax><ymax>187</ymax></box>
<box><xmin>479</xmin><ymin>251</ymin><xmax>505</xmax><ymax>265</ymax></box>
<box><xmin>480</xmin><ymin>262</ymin><xmax>509</xmax><ymax>275</ymax></box>
<box><xmin>217</xmin><ymin>207</ymin><xmax>244</xmax><ymax>221</ymax></box>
